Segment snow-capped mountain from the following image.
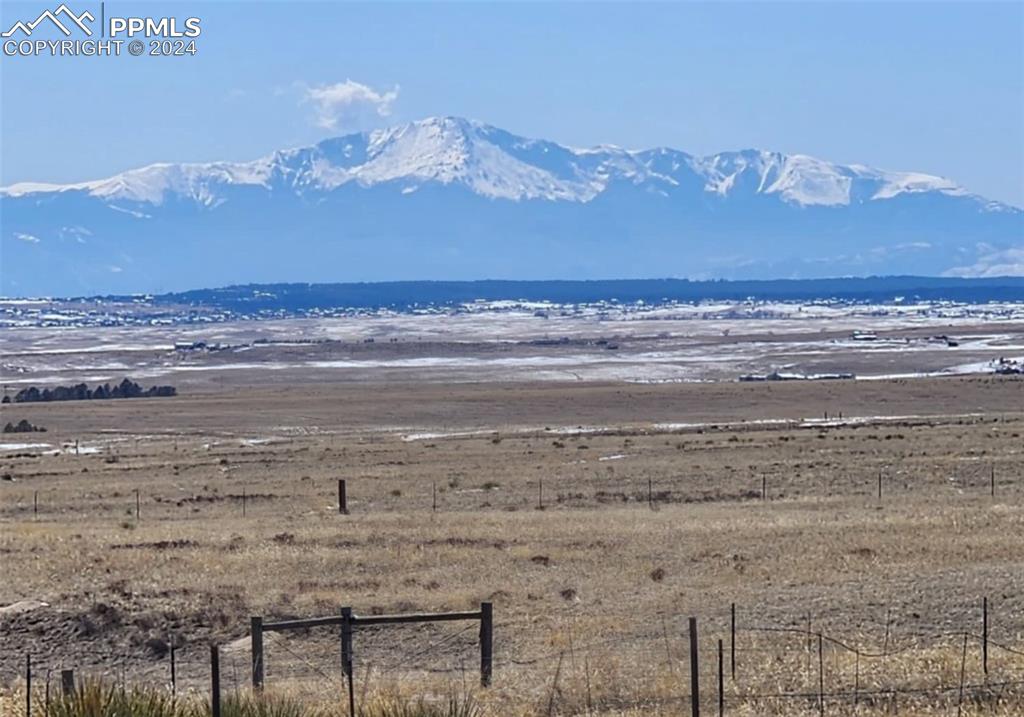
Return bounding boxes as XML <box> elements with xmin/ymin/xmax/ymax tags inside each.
<box><xmin>2</xmin><ymin>117</ymin><xmax>1021</xmax><ymax>296</ymax></box>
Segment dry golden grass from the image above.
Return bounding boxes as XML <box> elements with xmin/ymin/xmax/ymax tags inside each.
<box><xmin>1</xmin><ymin>377</ymin><xmax>1023</xmax><ymax>715</ymax></box>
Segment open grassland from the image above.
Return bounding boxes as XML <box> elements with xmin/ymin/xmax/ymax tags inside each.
<box><xmin>2</xmin><ymin>376</ymin><xmax>1023</xmax><ymax>715</ymax></box>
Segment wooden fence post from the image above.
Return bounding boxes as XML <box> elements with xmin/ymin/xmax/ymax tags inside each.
<box><xmin>342</xmin><ymin>607</ymin><xmax>355</xmax><ymax>717</ymax></box>
<box><xmin>648</xmin><ymin>478</ymin><xmax>653</xmax><ymax>509</ymax></box>
<box><xmin>210</xmin><ymin>645</ymin><xmax>221</xmax><ymax>717</ymax></box>
<box><xmin>432</xmin><ymin>482</ymin><xmax>437</xmax><ymax>512</ymax></box>
<box><xmin>33</xmin><ymin>491</ymin><xmax>38</xmax><ymax>516</ymax></box>
<box><xmin>24</xmin><ymin>654</ymin><xmax>30</xmax><ymax>717</ymax></box>
<box><xmin>170</xmin><ymin>642</ymin><xmax>177</xmax><ymax>698</ymax></box>
<box><xmin>480</xmin><ymin>602</ymin><xmax>493</xmax><ymax>687</ymax></box>
<box><xmin>135</xmin><ymin>489</ymin><xmax>140</xmax><ymax>520</ymax></box>
<box><xmin>761</xmin><ymin>476</ymin><xmax>766</xmax><ymax>501</ymax></box>
<box><xmin>338</xmin><ymin>479</ymin><xmax>348</xmax><ymax>514</ymax></box>
<box><xmin>60</xmin><ymin>669</ymin><xmax>74</xmax><ymax>697</ymax></box>
<box><xmin>538</xmin><ymin>478</ymin><xmax>543</xmax><ymax>510</ymax></box>
<box><xmin>990</xmin><ymin>465</ymin><xmax>995</xmax><ymax>497</ymax></box>
<box><xmin>688</xmin><ymin>617</ymin><xmax>700</xmax><ymax>717</ymax></box>
<box><xmin>251</xmin><ymin>616</ymin><xmax>264</xmax><ymax>689</ymax></box>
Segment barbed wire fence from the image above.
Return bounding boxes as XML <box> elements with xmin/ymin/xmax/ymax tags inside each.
<box><xmin>4</xmin><ymin>597</ymin><xmax>1024</xmax><ymax>716</ymax></box>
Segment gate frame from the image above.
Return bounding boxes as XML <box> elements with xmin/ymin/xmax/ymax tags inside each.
<box><xmin>251</xmin><ymin>602</ymin><xmax>493</xmax><ymax>690</ymax></box>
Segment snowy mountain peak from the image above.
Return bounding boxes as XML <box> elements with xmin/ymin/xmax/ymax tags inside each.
<box><xmin>3</xmin><ymin>116</ymin><xmax>1021</xmax><ymax>295</ymax></box>
<box><xmin>0</xmin><ymin>116</ymin><xmax>1011</xmax><ymax>211</ymax></box>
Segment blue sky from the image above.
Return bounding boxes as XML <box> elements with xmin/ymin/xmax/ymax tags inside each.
<box><xmin>2</xmin><ymin>1</ymin><xmax>1022</xmax><ymax>205</ymax></box>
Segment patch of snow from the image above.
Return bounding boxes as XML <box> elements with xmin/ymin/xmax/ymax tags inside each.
<box><xmin>0</xmin><ymin>443</ymin><xmax>51</xmax><ymax>451</ymax></box>
<box><xmin>872</xmin><ymin>172</ymin><xmax>965</xmax><ymax>200</ymax></box>
<box><xmin>766</xmin><ymin>154</ymin><xmax>853</xmax><ymax>206</ymax></box>
<box><xmin>402</xmin><ymin>430</ymin><xmax>494</xmax><ymax>442</ymax></box>
<box><xmin>0</xmin><ymin>600</ymin><xmax>49</xmax><ymax>617</ymax></box>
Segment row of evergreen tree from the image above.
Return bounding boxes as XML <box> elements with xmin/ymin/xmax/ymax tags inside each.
<box><xmin>3</xmin><ymin>419</ymin><xmax>46</xmax><ymax>433</ymax></box>
<box><xmin>4</xmin><ymin>378</ymin><xmax>176</xmax><ymax>404</ymax></box>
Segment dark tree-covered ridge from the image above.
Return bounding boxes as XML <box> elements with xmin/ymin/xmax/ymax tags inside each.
<box><xmin>10</xmin><ymin>379</ymin><xmax>176</xmax><ymax>404</ymax></box>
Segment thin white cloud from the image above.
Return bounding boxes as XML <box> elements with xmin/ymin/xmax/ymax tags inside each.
<box><xmin>303</xmin><ymin>79</ymin><xmax>399</xmax><ymax>132</ymax></box>
<box><xmin>15</xmin><ymin>232</ymin><xmax>40</xmax><ymax>243</ymax></box>
<box><xmin>945</xmin><ymin>245</ymin><xmax>1024</xmax><ymax>277</ymax></box>
<box><xmin>868</xmin><ymin>241</ymin><xmax>932</xmax><ymax>258</ymax></box>
<box><xmin>60</xmin><ymin>226</ymin><xmax>91</xmax><ymax>243</ymax></box>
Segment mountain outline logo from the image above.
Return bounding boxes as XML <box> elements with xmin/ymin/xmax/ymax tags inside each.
<box><xmin>2</xmin><ymin>3</ymin><xmax>94</xmax><ymax>38</ymax></box>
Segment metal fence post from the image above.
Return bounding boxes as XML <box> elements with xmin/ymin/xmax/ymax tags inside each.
<box><xmin>342</xmin><ymin>607</ymin><xmax>355</xmax><ymax>717</ymax></box>
<box><xmin>170</xmin><ymin>642</ymin><xmax>177</xmax><ymax>697</ymax></box>
<box><xmin>817</xmin><ymin>633</ymin><xmax>825</xmax><ymax>717</ymax></box>
<box><xmin>717</xmin><ymin>639</ymin><xmax>724</xmax><ymax>716</ymax></box>
<box><xmin>689</xmin><ymin>617</ymin><xmax>700</xmax><ymax>717</ymax></box>
<box><xmin>730</xmin><ymin>603</ymin><xmax>736</xmax><ymax>681</ymax></box>
<box><xmin>982</xmin><ymin>597</ymin><xmax>989</xmax><ymax>676</ymax></box>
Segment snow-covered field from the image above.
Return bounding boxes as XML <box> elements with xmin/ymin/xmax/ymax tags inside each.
<box><xmin>2</xmin><ymin>299</ymin><xmax>1023</xmax><ymax>387</ymax></box>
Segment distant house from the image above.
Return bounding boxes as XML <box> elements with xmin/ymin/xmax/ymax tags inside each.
<box><xmin>851</xmin><ymin>331</ymin><xmax>878</xmax><ymax>341</ymax></box>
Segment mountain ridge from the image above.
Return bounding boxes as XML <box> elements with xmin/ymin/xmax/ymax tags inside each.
<box><xmin>4</xmin><ymin>116</ymin><xmax>1011</xmax><ymax>209</ymax></box>
<box><xmin>144</xmin><ymin>276</ymin><xmax>1024</xmax><ymax>311</ymax></box>
<box><xmin>2</xmin><ymin>116</ymin><xmax>1022</xmax><ymax>296</ymax></box>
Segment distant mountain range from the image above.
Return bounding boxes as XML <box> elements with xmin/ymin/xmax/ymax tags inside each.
<box><xmin>2</xmin><ymin>116</ymin><xmax>1021</xmax><ymax>297</ymax></box>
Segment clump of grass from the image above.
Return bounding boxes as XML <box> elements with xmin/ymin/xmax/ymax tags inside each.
<box><xmin>359</xmin><ymin>692</ymin><xmax>482</xmax><ymax>717</ymax></box>
<box><xmin>43</xmin><ymin>679</ymin><xmax>182</xmax><ymax>717</ymax></box>
<box><xmin>38</xmin><ymin>681</ymin><xmax>331</xmax><ymax>717</ymax></box>
<box><xmin>219</xmin><ymin>692</ymin><xmax>326</xmax><ymax>717</ymax></box>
